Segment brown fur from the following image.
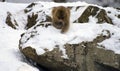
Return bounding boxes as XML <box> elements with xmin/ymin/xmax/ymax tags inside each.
<box><xmin>52</xmin><ymin>6</ymin><xmax>70</xmax><ymax>33</ymax></box>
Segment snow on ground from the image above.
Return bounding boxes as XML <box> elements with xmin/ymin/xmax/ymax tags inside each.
<box><xmin>0</xmin><ymin>26</ymin><xmax>39</xmax><ymax>71</ymax></box>
<box><xmin>0</xmin><ymin>2</ymin><xmax>39</xmax><ymax>71</ymax></box>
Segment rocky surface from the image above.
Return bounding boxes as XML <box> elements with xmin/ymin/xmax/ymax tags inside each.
<box><xmin>74</xmin><ymin>6</ymin><xmax>113</xmax><ymax>24</ymax></box>
<box><xmin>5</xmin><ymin>2</ymin><xmax>120</xmax><ymax>29</ymax></box>
<box><xmin>6</xmin><ymin>12</ymin><xmax>18</xmax><ymax>29</ymax></box>
<box><xmin>19</xmin><ymin>25</ymin><xmax>120</xmax><ymax>71</ymax></box>
<box><xmin>5</xmin><ymin>2</ymin><xmax>52</xmax><ymax>29</ymax></box>
<box><xmin>17</xmin><ymin>2</ymin><xmax>120</xmax><ymax>71</ymax></box>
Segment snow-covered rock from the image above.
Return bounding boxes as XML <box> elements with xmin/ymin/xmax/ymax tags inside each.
<box><xmin>18</xmin><ymin>2</ymin><xmax>120</xmax><ymax>71</ymax></box>
<box><xmin>0</xmin><ymin>1</ymin><xmax>120</xmax><ymax>71</ymax></box>
<box><xmin>5</xmin><ymin>2</ymin><xmax>118</xmax><ymax>30</ymax></box>
<box><xmin>73</xmin><ymin>6</ymin><xmax>113</xmax><ymax>24</ymax></box>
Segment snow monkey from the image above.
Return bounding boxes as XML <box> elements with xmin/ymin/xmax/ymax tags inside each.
<box><xmin>52</xmin><ymin>6</ymin><xmax>70</xmax><ymax>33</ymax></box>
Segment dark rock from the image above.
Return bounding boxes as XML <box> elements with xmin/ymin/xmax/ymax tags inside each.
<box><xmin>24</xmin><ymin>9</ymin><xmax>32</xmax><ymax>13</ymax></box>
<box><xmin>116</xmin><ymin>8</ymin><xmax>120</xmax><ymax>10</ymax></box>
<box><xmin>26</xmin><ymin>13</ymin><xmax>38</xmax><ymax>29</ymax></box>
<box><xmin>5</xmin><ymin>12</ymin><xmax>18</xmax><ymax>29</ymax></box>
<box><xmin>77</xmin><ymin>6</ymin><xmax>99</xmax><ymax>23</ymax></box>
<box><xmin>75</xmin><ymin>6</ymin><xmax>113</xmax><ymax>24</ymax></box>
<box><xmin>24</xmin><ymin>3</ymin><xmax>38</xmax><ymax>13</ymax></box>
<box><xmin>27</xmin><ymin>3</ymin><xmax>37</xmax><ymax>8</ymax></box>
<box><xmin>96</xmin><ymin>9</ymin><xmax>113</xmax><ymax>24</ymax></box>
<box><xmin>118</xmin><ymin>15</ymin><xmax>120</xmax><ymax>18</ymax></box>
<box><xmin>25</xmin><ymin>13</ymin><xmax>51</xmax><ymax>29</ymax></box>
<box><xmin>94</xmin><ymin>61</ymin><xmax>120</xmax><ymax>71</ymax></box>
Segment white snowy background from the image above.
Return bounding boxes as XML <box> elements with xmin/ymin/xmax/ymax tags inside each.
<box><xmin>0</xmin><ymin>2</ymin><xmax>39</xmax><ymax>71</ymax></box>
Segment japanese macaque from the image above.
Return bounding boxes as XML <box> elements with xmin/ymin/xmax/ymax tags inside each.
<box><xmin>52</xmin><ymin>6</ymin><xmax>70</xmax><ymax>33</ymax></box>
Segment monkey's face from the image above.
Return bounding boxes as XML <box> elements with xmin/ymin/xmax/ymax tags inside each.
<box><xmin>54</xmin><ymin>20</ymin><xmax>64</xmax><ymax>29</ymax></box>
<box><xmin>53</xmin><ymin>9</ymin><xmax>66</xmax><ymax>29</ymax></box>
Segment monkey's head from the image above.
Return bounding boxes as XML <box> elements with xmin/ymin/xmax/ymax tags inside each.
<box><xmin>54</xmin><ymin>20</ymin><xmax>64</xmax><ymax>29</ymax></box>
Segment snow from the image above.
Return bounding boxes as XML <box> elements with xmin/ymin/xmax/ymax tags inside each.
<box><xmin>0</xmin><ymin>26</ymin><xmax>39</xmax><ymax>71</ymax></box>
<box><xmin>0</xmin><ymin>2</ymin><xmax>38</xmax><ymax>71</ymax></box>
<box><xmin>20</xmin><ymin>22</ymin><xmax>120</xmax><ymax>58</ymax></box>
<box><xmin>0</xmin><ymin>1</ymin><xmax>120</xmax><ymax>71</ymax></box>
<box><xmin>105</xmin><ymin>7</ymin><xmax>120</xmax><ymax>27</ymax></box>
<box><xmin>98</xmin><ymin>23</ymin><xmax>120</xmax><ymax>54</ymax></box>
